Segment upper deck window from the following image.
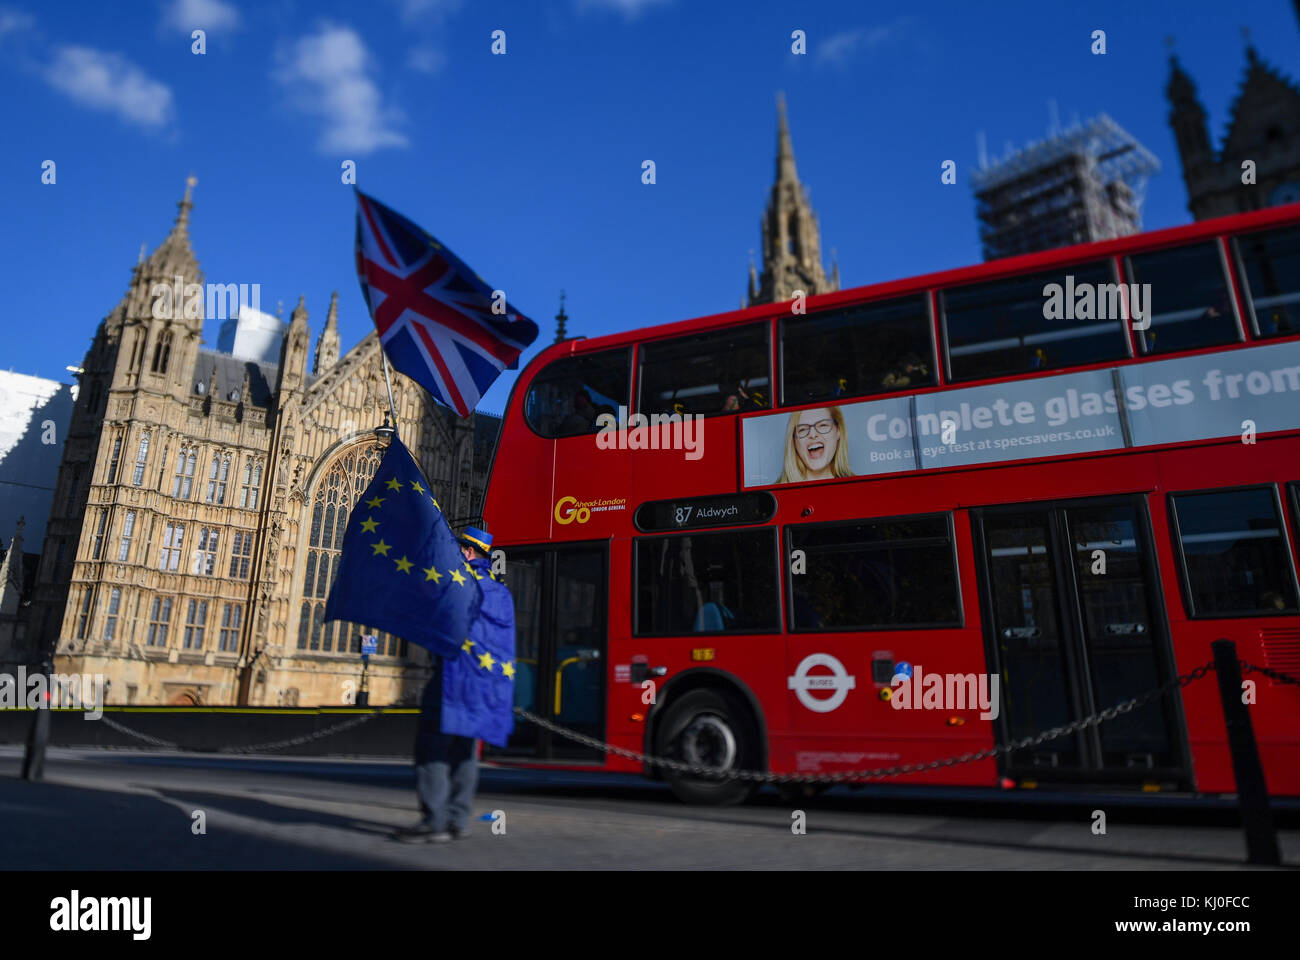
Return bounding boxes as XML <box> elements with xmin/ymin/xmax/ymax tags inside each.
<box><xmin>525</xmin><ymin>348</ymin><xmax>630</xmax><ymax>438</ymax></box>
<box><xmin>638</xmin><ymin>323</ymin><xmax>769</xmax><ymax>417</ymax></box>
<box><xmin>781</xmin><ymin>295</ymin><xmax>935</xmax><ymax>405</ymax></box>
<box><xmin>1126</xmin><ymin>242</ymin><xmax>1239</xmax><ymax>354</ymax></box>
<box><xmin>941</xmin><ymin>260</ymin><xmax>1127</xmax><ymax>382</ymax></box>
<box><xmin>1235</xmin><ymin>225</ymin><xmax>1300</xmax><ymax>339</ymax></box>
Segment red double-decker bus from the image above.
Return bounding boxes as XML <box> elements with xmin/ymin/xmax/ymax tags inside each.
<box><xmin>482</xmin><ymin>203</ymin><xmax>1300</xmax><ymax>804</ymax></box>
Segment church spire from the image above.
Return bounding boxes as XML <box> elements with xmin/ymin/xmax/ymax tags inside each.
<box><xmin>749</xmin><ymin>94</ymin><xmax>837</xmax><ymax>306</ymax></box>
<box><xmin>776</xmin><ymin>91</ymin><xmax>799</xmax><ymax>186</ymax></box>
<box><xmin>553</xmin><ymin>290</ymin><xmax>569</xmax><ymax>344</ymax></box>
<box><xmin>0</xmin><ymin>517</ymin><xmax>24</xmax><ymax>619</ymax></box>
<box><xmin>314</xmin><ymin>291</ymin><xmax>341</xmax><ymax>374</ymax></box>
<box><xmin>144</xmin><ymin>175</ymin><xmax>202</xmax><ymax>284</ymax></box>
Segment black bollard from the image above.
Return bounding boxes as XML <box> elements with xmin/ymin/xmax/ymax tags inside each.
<box><xmin>1211</xmin><ymin>639</ymin><xmax>1280</xmax><ymax>866</ymax></box>
<box><xmin>20</xmin><ymin>661</ymin><xmax>52</xmax><ymax>781</ymax></box>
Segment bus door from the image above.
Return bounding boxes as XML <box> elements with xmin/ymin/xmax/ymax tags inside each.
<box><xmin>972</xmin><ymin>497</ymin><xmax>1189</xmax><ymax>784</ymax></box>
<box><xmin>485</xmin><ymin>541</ymin><xmax>608</xmax><ymax>762</ymax></box>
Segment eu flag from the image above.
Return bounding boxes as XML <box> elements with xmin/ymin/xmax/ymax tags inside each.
<box><xmin>324</xmin><ymin>435</ymin><xmax>482</xmax><ymax>657</ymax></box>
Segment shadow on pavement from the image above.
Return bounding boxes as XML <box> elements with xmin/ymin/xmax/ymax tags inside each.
<box><xmin>0</xmin><ymin>773</ymin><xmax>410</xmax><ymax>870</ymax></box>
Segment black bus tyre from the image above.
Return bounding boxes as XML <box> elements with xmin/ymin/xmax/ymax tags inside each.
<box><xmin>655</xmin><ymin>688</ymin><xmax>758</xmax><ymax>806</ymax></box>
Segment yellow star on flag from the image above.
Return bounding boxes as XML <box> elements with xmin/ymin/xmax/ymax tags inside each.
<box><xmin>385</xmin><ymin>477</ymin><xmax>403</xmax><ymax>491</ymax></box>
<box><xmin>371</xmin><ymin>539</ymin><xmax>391</xmax><ymax>556</ymax></box>
<box><xmin>502</xmin><ymin>661</ymin><xmax>515</xmax><ymax>679</ymax></box>
<box><xmin>423</xmin><ymin>565</ymin><xmax>442</xmax><ymax>583</ymax></box>
<box><xmin>365</xmin><ymin>496</ymin><xmax>384</xmax><ymax>509</ymax></box>
<box><xmin>449</xmin><ymin>568</ymin><xmax>467</xmax><ymax>586</ymax></box>
<box><xmin>411</xmin><ymin>480</ymin><xmax>426</xmax><ymax>495</ymax></box>
<box><xmin>461</xmin><ymin>638</ymin><xmax>475</xmax><ymax>653</ymax></box>
<box><xmin>359</xmin><ymin>516</ymin><xmax>379</xmax><ymax>533</ymax></box>
<box><xmin>394</xmin><ymin>555</ymin><xmax>413</xmax><ymax>574</ymax></box>
<box><xmin>478</xmin><ymin>650</ymin><xmax>496</xmax><ymax>671</ymax></box>
<box><xmin>431</xmin><ymin>498</ymin><xmax>440</xmax><ymax>511</ymax></box>
<box><xmin>471</xmin><ymin>567</ymin><xmax>484</xmax><ymax>580</ymax></box>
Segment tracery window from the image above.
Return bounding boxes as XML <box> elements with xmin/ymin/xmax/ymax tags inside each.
<box><xmin>297</xmin><ymin>443</ymin><xmax>402</xmax><ymax>657</ymax></box>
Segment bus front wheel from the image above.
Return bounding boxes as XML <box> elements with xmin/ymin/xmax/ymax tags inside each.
<box><xmin>655</xmin><ymin>688</ymin><xmax>758</xmax><ymax>806</ymax></box>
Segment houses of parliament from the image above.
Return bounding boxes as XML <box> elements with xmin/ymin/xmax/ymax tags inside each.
<box><xmin>4</xmin><ymin>181</ymin><xmax>500</xmax><ymax>707</ymax></box>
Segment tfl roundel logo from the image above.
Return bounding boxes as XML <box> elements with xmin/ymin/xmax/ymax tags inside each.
<box><xmin>787</xmin><ymin>653</ymin><xmax>857</xmax><ymax>713</ymax></box>
<box><xmin>554</xmin><ymin>496</ymin><xmax>591</xmax><ymax>525</ymax></box>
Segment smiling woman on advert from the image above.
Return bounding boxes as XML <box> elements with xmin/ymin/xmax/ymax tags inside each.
<box><xmin>777</xmin><ymin>406</ymin><xmax>854</xmax><ymax>483</ymax></box>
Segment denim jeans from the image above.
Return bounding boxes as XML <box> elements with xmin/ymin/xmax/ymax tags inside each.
<box><xmin>415</xmin><ymin>733</ymin><xmax>478</xmax><ymax>832</ymax></box>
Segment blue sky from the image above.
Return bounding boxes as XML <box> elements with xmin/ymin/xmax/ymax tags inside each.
<box><xmin>2</xmin><ymin>0</ymin><xmax>1298</xmax><ymax>414</ymax></box>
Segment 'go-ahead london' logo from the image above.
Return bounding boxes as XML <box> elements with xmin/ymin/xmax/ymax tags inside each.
<box><xmin>787</xmin><ymin>653</ymin><xmax>856</xmax><ymax>713</ymax></box>
<box><xmin>554</xmin><ymin>496</ymin><xmax>591</xmax><ymax>525</ymax></box>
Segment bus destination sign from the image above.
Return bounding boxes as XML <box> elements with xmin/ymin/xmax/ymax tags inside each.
<box><xmin>635</xmin><ymin>492</ymin><xmax>776</xmax><ymax>532</ymax></box>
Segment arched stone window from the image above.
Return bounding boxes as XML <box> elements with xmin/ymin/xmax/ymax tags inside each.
<box><xmin>297</xmin><ymin>442</ymin><xmax>404</xmax><ymax>657</ymax></box>
<box><xmin>151</xmin><ymin>329</ymin><xmax>173</xmax><ymax>374</ymax></box>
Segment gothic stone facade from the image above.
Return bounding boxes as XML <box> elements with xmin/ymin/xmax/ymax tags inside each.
<box><xmin>21</xmin><ymin>184</ymin><xmax>499</xmax><ymax>707</ymax></box>
<box><xmin>1167</xmin><ymin>46</ymin><xmax>1300</xmax><ymax>220</ymax></box>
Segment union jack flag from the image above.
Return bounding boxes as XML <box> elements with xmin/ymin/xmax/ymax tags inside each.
<box><xmin>355</xmin><ymin>190</ymin><xmax>539</xmax><ymax>416</ymax></box>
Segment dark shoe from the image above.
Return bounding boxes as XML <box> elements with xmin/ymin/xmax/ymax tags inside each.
<box><xmin>394</xmin><ymin>823</ymin><xmax>440</xmax><ymax>844</ymax></box>
<box><xmin>449</xmin><ymin>827</ymin><xmax>470</xmax><ymax>840</ymax></box>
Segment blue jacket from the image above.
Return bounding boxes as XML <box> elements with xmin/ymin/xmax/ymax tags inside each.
<box><xmin>423</xmin><ymin>556</ymin><xmax>516</xmax><ymax>747</ymax></box>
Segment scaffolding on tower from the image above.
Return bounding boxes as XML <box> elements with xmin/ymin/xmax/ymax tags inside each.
<box><xmin>971</xmin><ymin>114</ymin><xmax>1160</xmax><ymax>262</ymax></box>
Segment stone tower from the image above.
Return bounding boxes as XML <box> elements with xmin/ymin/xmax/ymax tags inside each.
<box><xmin>28</xmin><ymin>177</ymin><xmax>208</xmax><ymax>660</ymax></box>
<box><xmin>748</xmin><ymin>94</ymin><xmax>839</xmax><ymax>306</ymax></box>
<box><xmin>1166</xmin><ymin>46</ymin><xmax>1300</xmax><ymax>220</ymax></box>
<box><xmin>26</xmin><ymin>178</ymin><xmax>502</xmax><ymax>707</ymax></box>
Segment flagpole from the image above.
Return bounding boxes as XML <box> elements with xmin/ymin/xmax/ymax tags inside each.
<box><xmin>379</xmin><ymin>348</ymin><xmax>399</xmax><ymax>433</ymax></box>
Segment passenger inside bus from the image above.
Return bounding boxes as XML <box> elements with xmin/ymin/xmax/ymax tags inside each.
<box><xmin>721</xmin><ymin>383</ymin><xmax>765</xmax><ymax>412</ymax></box>
<box><xmin>880</xmin><ymin>353</ymin><xmax>929</xmax><ymax>389</ymax></box>
<box><xmin>559</xmin><ymin>389</ymin><xmax>596</xmax><ymax>434</ymax></box>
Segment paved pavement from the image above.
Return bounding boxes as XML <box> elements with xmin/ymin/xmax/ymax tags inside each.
<box><xmin>2</xmin><ymin>746</ymin><xmax>1297</xmax><ymax>870</ymax></box>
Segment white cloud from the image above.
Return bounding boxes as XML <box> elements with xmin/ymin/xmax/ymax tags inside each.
<box><xmin>815</xmin><ymin>25</ymin><xmax>897</xmax><ymax>68</ymax></box>
<box><xmin>407</xmin><ymin>46</ymin><xmax>446</xmax><ymax>74</ymax></box>
<box><xmin>392</xmin><ymin>0</ymin><xmax>461</xmax><ymax>22</ymax></box>
<box><xmin>44</xmin><ymin>46</ymin><xmax>175</xmax><ymax>128</ymax></box>
<box><xmin>0</xmin><ymin>7</ymin><xmax>35</xmax><ymax>37</ymax></box>
<box><xmin>575</xmin><ymin>0</ymin><xmax>671</xmax><ymax>18</ymax></box>
<box><xmin>276</xmin><ymin>23</ymin><xmax>407</xmax><ymax>154</ymax></box>
<box><xmin>161</xmin><ymin>0</ymin><xmax>241</xmax><ymax>35</ymax></box>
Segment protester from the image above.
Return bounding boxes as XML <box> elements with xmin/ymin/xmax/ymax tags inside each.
<box><xmin>396</xmin><ymin>526</ymin><xmax>515</xmax><ymax>843</ymax></box>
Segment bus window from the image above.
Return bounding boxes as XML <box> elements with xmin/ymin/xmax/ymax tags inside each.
<box><xmin>1170</xmin><ymin>487</ymin><xmax>1300</xmax><ymax>617</ymax></box>
<box><xmin>941</xmin><ymin>260</ymin><xmax>1126</xmax><ymax>382</ymax></box>
<box><xmin>786</xmin><ymin>515</ymin><xmax>961</xmax><ymax>630</ymax></box>
<box><xmin>781</xmin><ymin>295</ymin><xmax>934</xmax><ymax>405</ymax></box>
<box><xmin>1235</xmin><ymin>225</ymin><xmax>1300</xmax><ymax>339</ymax></box>
<box><xmin>524</xmin><ymin>347</ymin><xmax>630</xmax><ymax>438</ymax></box>
<box><xmin>1126</xmin><ymin>242</ymin><xmax>1239</xmax><ymax>354</ymax></box>
<box><xmin>638</xmin><ymin>323</ymin><xmax>769</xmax><ymax>417</ymax></box>
<box><xmin>634</xmin><ymin>529</ymin><xmax>779</xmax><ymax>635</ymax></box>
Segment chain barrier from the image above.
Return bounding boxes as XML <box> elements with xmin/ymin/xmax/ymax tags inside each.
<box><xmin>99</xmin><ymin>712</ymin><xmax>378</xmax><ymax>754</ymax></box>
<box><xmin>1240</xmin><ymin>660</ymin><xmax>1300</xmax><ymax>688</ymax></box>
<box><xmin>513</xmin><ymin>661</ymin><xmax>1217</xmax><ymax>785</ymax></box>
<box><xmin>85</xmin><ymin>656</ymin><xmax>1300</xmax><ymax>777</ymax></box>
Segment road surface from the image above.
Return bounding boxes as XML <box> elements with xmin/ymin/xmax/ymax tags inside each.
<box><xmin>2</xmin><ymin>746</ymin><xmax>1296</xmax><ymax>870</ymax></box>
